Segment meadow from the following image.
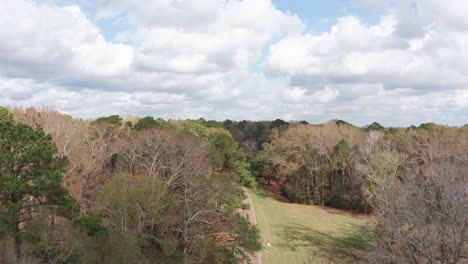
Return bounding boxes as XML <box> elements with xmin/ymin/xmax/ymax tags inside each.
<box><xmin>249</xmin><ymin>190</ymin><xmax>370</xmax><ymax>264</ymax></box>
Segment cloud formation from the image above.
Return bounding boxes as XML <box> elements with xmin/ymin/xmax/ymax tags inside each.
<box><xmin>0</xmin><ymin>0</ymin><xmax>467</xmax><ymax>126</ymax></box>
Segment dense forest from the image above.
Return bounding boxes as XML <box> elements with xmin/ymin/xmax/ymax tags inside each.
<box><xmin>0</xmin><ymin>107</ymin><xmax>260</xmax><ymax>264</ymax></box>
<box><xmin>0</xmin><ymin>106</ymin><xmax>467</xmax><ymax>263</ymax></box>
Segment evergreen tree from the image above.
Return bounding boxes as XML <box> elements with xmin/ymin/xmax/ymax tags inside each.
<box><xmin>0</xmin><ymin>107</ymin><xmax>12</xmax><ymax>122</ymax></box>
<box><xmin>208</xmin><ymin>133</ymin><xmax>255</xmax><ymax>186</ymax></box>
<box><xmin>366</xmin><ymin>122</ymin><xmax>384</xmax><ymax>131</ymax></box>
<box><xmin>0</xmin><ymin>118</ymin><xmax>78</xmax><ymax>260</ymax></box>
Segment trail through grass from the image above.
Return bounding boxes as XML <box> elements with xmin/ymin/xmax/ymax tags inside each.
<box><xmin>249</xmin><ymin>190</ymin><xmax>370</xmax><ymax>264</ymax></box>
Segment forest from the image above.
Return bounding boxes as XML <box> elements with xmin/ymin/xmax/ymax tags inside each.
<box><xmin>0</xmin><ymin>106</ymin><xmax>467</xmax><ymax>264</ymax></box>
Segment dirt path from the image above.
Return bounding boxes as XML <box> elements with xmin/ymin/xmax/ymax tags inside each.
<box><xmin>240</xmin><ymin>187</ymin><xmax>261</xmax><ymax>264</ymax></box>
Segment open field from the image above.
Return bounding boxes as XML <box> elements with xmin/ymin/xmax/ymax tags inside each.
<box><xmin>249</xmin><ymin>190</ymin><xmax>370</xmax><ymax>264</ymax></box>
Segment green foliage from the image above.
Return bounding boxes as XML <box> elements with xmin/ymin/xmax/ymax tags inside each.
<box><xmin>125</xmin><ymin>121</ymin><xmax>134</xmax><ymax>128</ymax></box>
<box><xmin>271</xmin><ymin>119</ymin><xmax>289</xmax><ymax>129</ymax></box>
<box><xmin>24</xmin><ymin>213</ymin><xmax>140</xmax><ymax>264</ymax></box>
<box><xmin>177</xmin><ymin>120</ymin><xmax>209</xmax><ymax>140</ymax></box>
<box><xmin>97</xmin><ymin>174</ymin><xmax>178</xmax><ymax>261</ymax></box>
<box><xmin>208</xmin><ymin>133</ymin><xmax>255</xmax><ymax>186</ymax></box>
<box><xmin>100</xmin><ymin>233</ymin><xmax>141</xmax><ymax>264</ymax></box>
<box><xmin>98</xmin><ymin>174</ymin><xmax>173</xmax><ymax>234</ymax></box>
<box><xmin>142</xmin><ymin>230</ymin><xmax>179</xmax><ymax>258</ymax></box>
<box><xmin>212</xmin><ymin>173</ymin><xmax>247</xmax><ymax>210</ymax></box>
<box><xmin>233</xmin><ymin>215</ymin><xmax>262</xmax><ymax>254</ymax></box>
<box><xmin>249</xmin><ymin>158</ymin><xmax>268</xmax><ymax>178</ymax></box>
<box><xmin>366</xmin><ymin>122</ymin><xmax>384</xmax><ymax>131</ymax></box>
<box><xmin>223</xmin><ymin>120</ymin><xmax>272</xmax><ymax>159</ymax></box>
<box><xmin>334</xmin><ymin>139</ymin><xmax>351</xmax><ymax>160</ymax></box>
<box><xmin>95</xmin><ymin>115</ymin><xmax>122</xmax><ymax>125</ymax></box>
<box><xmin>383</xmin><ymin>128</ymin><xmax>406</xmax><ymax>147</ymax></box>
<box><xmin>280</xmin><ymin>184</ymin><xmax>289</xmax><ymax>198</ymax></box>
<box><xmin>197</xmin><ymin>118</ymin><xmax>223</xmax><ymax>128</ymax></box>
<box><xmin>418</xmin><ymin>122</ymin><xmax>436</xmax><ymax>129</ymax></box>
<box><xmin>134</xmin><ymin>116</ymin><xmax>172</xmax><ymax>131</ymax></box>
<box><xmin>299</xmin><ymin>120</ymin><xmax>309</xmax><ymax>125</ymax></box>
<box><xmin>334</xmin><ymin>119</ymin><xmax>354</xmax><ymax>126</ymax></box>
<box><xmin>0</xmin><ymin>107</ymin><xmax>13</xmax><ymax>122</ymax></box>
<box><xmin>326</xmin><ymin>196</ymin><xmax>349</xmax><ymax>209</ymax></box>
<box><xmin>223</xmin><ymin>119</ymin><xmax>234</xmax><ymax>126</ymax></box>
<box><xmin>23</xmin><ymin>214</ymin><xmax>77</xmax><ymax>263</ymax></box>
<box><xmin>0</xmin><ymin>120</ymin><xmax>79</xmax><ymax>237</ymax></box>
<box><xmin>73</xmin><ymin>213</ymin><xmax>108</xmax><ymax>237</ymax></box>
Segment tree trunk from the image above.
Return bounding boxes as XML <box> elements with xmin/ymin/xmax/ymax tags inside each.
<box><xmin>14</xmin><ymin>233</ymin><xmax>21</xmax><ymax>263</ymax></box>
<box><xmin>342</xmin><ymin>160</ymin><xmax>345</xmax><ymax>188</ymax></box>
<box><xmin>322</xmin><ymin>174</ymin><xmax>325</xmax><ymax>206</ymax></box>
<box><xmin>13</xmin><ymin>202</ymin><xmax>21</xmax><ymax>264</ymax></box>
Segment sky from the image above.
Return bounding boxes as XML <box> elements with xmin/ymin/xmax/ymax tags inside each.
<box><xmin>0</xmin><ymin>0</ymin><xmax>467</xmax><ymax>127</ymax></box>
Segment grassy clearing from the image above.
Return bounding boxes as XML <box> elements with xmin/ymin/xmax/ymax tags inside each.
<box><xmin>249</xmin><ymin>190</ymin><xmax>371</xmax><ymax>264</ymax></box>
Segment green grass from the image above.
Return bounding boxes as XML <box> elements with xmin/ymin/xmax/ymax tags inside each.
<box><xmin>249</xmin><ymin>190</ymin><xmax>371</xmax><ymax>264</ymax></box>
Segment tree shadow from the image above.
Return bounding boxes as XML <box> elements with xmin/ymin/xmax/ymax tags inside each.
<box><xmin>275</xmin><ymin>222</ymin><xmax>372</xmax><ymax>263</ymax></box>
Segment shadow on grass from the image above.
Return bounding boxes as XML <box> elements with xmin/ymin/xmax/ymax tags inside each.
<box><xmin>275</xmin><ymin>222</ymin><xmax>372</xmax><ymax>263</ymax></box>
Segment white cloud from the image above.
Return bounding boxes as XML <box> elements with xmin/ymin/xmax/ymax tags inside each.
<box><xmin>127</xmin><ymin>0</ymin><xmax>305</xmax><ymax>74</ymax></box>
<box><xmin>0</xmin><ymin>0</ymin><xmax>467</xmax><ymax>126</ymax></box>
<box><xmin>265</xmin><ymin>10</ymin><xmax>468</xmax><ymax>94</ymax></box>
<box><xmin>0</xmin><ymin>0</ymin><xmax>133</xmax><ymax>80</ymax></box>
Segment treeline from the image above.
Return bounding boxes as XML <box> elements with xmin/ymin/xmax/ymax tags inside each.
<box><xmin>1</xmin><ymin>106</ymin><xmax>467</xmax><ymax>263</ymax></box>
<box><xmin>0</xmin><ymin>107</ymin><xmax>260</xmax><ymax>264</ymax></box>
<box><xmin>199</xmin><ymin>117</ymin><xmax>467</xmax><ymax>263</ymax></box>
<box><xmin>254</xmin><ymin>121</ymin><xmax>467</xmax><ymax>263</ymax></box>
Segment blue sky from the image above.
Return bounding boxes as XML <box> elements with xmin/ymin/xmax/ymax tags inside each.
<box><xmin>273</xmin><ymin>0</ymin><xmax>383</xmax><ymax>32</ymax></box>
<box><xmin>273</xmin><ymin>0</ymin><xmax>347</xmax><ymax>31</ymax></box>
<box><xmin>0</xmin><ymin>0</ymin><xmax>467</xmax><ymax>126</ymax></box>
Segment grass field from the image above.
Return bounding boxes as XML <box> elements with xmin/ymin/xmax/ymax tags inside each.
<box><xmin>249</xmin><ymin>190</ymin><xmax>370</xmax><ymax>264</ymax></box>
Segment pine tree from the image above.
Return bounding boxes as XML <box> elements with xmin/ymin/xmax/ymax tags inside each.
<box><xmin>0</xmin><ymin>117</ymin><xmax>79</xmax><ymax>260</ymax></box>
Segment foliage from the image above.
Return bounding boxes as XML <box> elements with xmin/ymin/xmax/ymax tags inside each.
<box><xmin>271</xmin><ymin>119</ymin><xmax>289</xmax><ymax>129</ymax></box>
<box><xmin>1</xmin><ymin>108</ymin><xmax>263</xmax><ymax>263</ymax></box>
<box><xmin>326</xmin><ymin>195</ymin><xmax>348</xmax><ymax>209</ymax></box>
<box><xmin>6</xmin><ymin>106</ymin><xmax>464</xmax><ymax>263</ymax></box>
<box><xmin>418</xmin><ymin>122</ymin><xmax>436</xmax><ymax>129</ymax></box>
<box><xmin>0</xmin><ymin>119</ymin><xmax>79</xmax><ymax>258</ymax></box>
<box><xmin>262</xmin><ymin>123</ymin><xmax>365</xmax><ymax>207</ymax></box>
<box><xmin>23</xmin><ymin>212</ymin><xmax>140</xmax><ymax>264</ymax></box>
<box><xmin>95</xmin><ymin>115</ymin><xmax>122</xmax><ymax>125</ymax></box>
<box><xmin>175</xmin><ymin>120</ymin><xmax>209</xmax><ymax>140</ymax></box>
<box><xmin>197</xmin><ymin>118</ymin><xmax>224</xmax><ymax>128</ymax></box>
<box><xmin>334</xmin><ymin>139</ymin><xmax>351</xmax><ymax>161</ymax></box>
<box><xmin>96</xmin><ymin>174</ymin><xmax>186</xmax><ymax>261</ymax></box>
<box><xmin>208</xmin><ymin>132</ymin><xmax>256</xmax><ymax>186</ymax></box>
<box><xmin>223</xmin><ymin>120</ymin><xmax>272</xmax><ymax>159</ymax></box>
<box><xmin>280</xmin><ymin>184</ymin><xmax>289</xmax><ymax>198</ymax></box>
<box><xmin>249</xmin><ymin>158</ymin><xmax>268</xmax><ymax>178</ymax></box>
<box><xmin>0</xmin><ymin>107</ymin><xmax>13</xmax><ymax>122</ymax></box>
<box><xmin>97</xmin><ymin>174</ymin><xmax>173</xmax><ymax>236</ymax></box>
<box><xmin>133</xmin><ymin>116</ymin><xmax>172</xmax><ymax>130</ymax></box>
<box><xmin>233</xmin><ymin>215</ymin><xmax>262</xmax><ymax>254</ymax></box>
<box><xmin>73</xmin><ymin>213</ymin><xmax>108</xmax><ymax>237</ymax></box>
<box><xmin>366</xmin><ymin>122</ymin><xmax>384</xmax><ymax>131</ymax></box>
<box><xmin>334</xmin><ymin>119</ymin><xmax>354</xmax><ymax>126</ymax></box>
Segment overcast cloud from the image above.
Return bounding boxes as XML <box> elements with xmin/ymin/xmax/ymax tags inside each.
<box><xmin>0</xmin><ymin>0</ymin><xmax>467</xmax><ymax>126</ymax></box>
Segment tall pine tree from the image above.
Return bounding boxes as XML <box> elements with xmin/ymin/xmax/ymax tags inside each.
<box><xmin>0</xmin><ymin>115</ymin><xmax>78</xmax><ymax>260</ymax></box>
